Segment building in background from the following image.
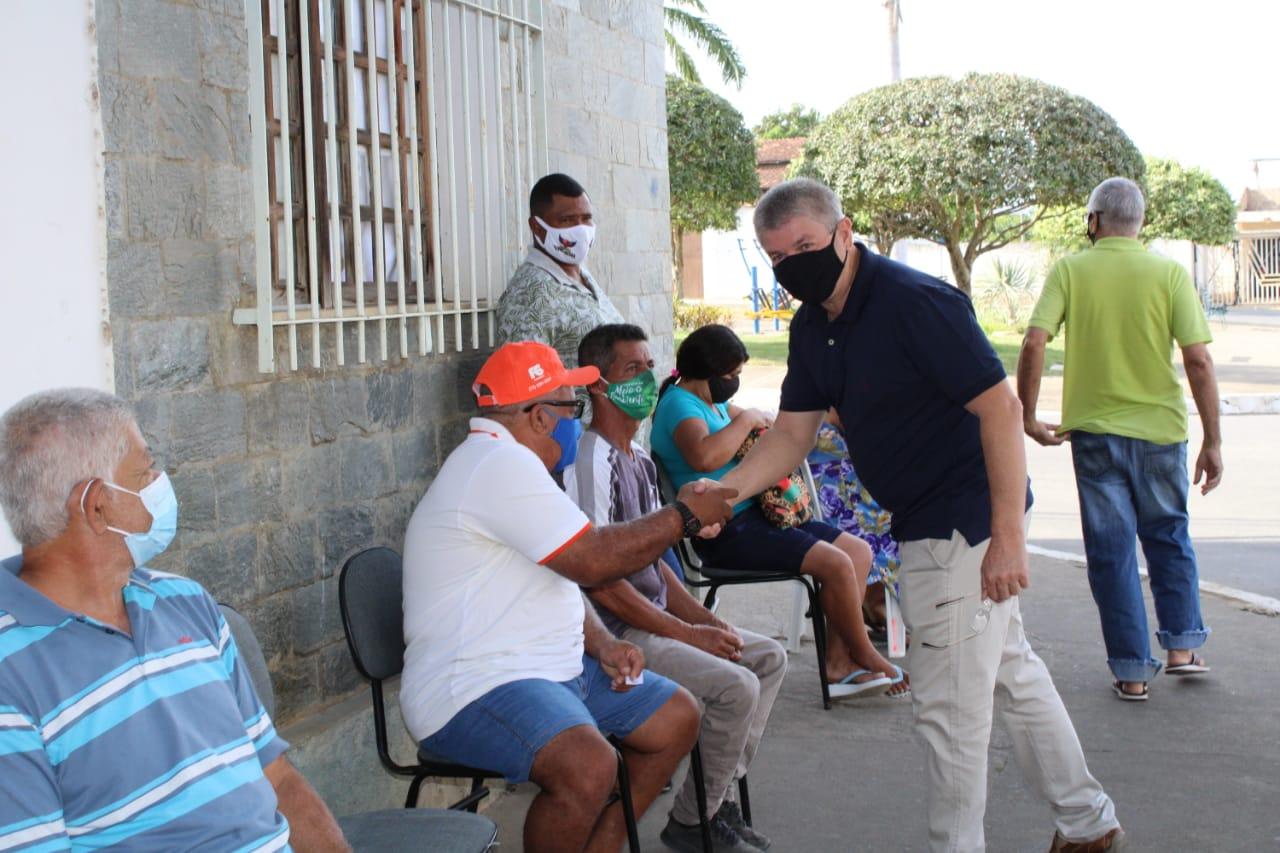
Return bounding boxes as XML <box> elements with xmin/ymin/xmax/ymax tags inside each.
<box><xmin>0</xmin><ymin>0</ymin><xmax>673</xmax><ymax>813</ymax></box>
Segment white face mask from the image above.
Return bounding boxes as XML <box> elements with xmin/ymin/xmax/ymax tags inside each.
<box><xmin>534</xmin><ymin>216</ymin><xmax>595</xmax><ymax>266</ymax></box>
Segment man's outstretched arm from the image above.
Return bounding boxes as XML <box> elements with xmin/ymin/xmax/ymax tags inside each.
<box><xmin>547</xmin><ymin>480</ymin><xmax>736</xmax><ymax>587</ymax></box>
<box><xmin>720</xmin><ymin>409</ymin><xmax>825</xmax><ymax>500</ymax></box>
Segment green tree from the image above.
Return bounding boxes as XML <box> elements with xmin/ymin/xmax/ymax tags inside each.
<box><xmin>1031</xmin><ymin>156</ymin><xmax>1237</xmax><ymax>256</ymax></box>
<box><xmin>666</xmin><ymin>75</ymin><xmax>758</xmax><ymax>297</ymax></box>
<box><xmin>1028</xmin><ymin>204</ymin><xmax>1090</xmax><ymax>258</ymax></box>
<box><xmin>664</xmin><ymin>0</ymin><xmax>746</xmax><ymax>88</ymax></box>
<box><xmin>1143</xmin><ymin>157</ymin><xmax>1237</xmax><ymax>245</ymax></box>
<box><xmin>754</xmin><ymin>104</ymin><xmax>821</xmax><ymax>140</ymax></box>
<box><xmin>802</xmin><ymin>73</ymin><xmax>1144</xmax><ymax>293</ymax></box>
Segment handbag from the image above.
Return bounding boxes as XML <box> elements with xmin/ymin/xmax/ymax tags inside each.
<box><xmin>734</xmin><ymin>427</ymin><xmax>814</xmax><ymax>529</ymax></box>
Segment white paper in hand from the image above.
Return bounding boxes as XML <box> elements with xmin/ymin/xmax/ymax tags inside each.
<box><xmin>886</xmin><ymin>585</ymin><xmax>907</xmax><ymax>659</ymax></box>
<box><xmin>624</xmin><ymin>673</ymin><xmax>644</xmax><ymax>686</ymax></box>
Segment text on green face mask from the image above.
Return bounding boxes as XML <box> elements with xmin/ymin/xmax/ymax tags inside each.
<box><xmin>606</xmin><ymin>370</ymin><xmax>658</xmax><ymax>419</ymax></box>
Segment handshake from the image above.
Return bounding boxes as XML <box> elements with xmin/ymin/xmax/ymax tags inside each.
<box><xmin>675</xmin><ymin>478</ymin><xmax>738</xmax><ymax>538</ymax></box>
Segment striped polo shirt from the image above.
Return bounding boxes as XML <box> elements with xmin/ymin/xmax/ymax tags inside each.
<box><xmin>0</xmin><ymin>555</ymin><xmax>291</xmax><ymax>852</ymax></box>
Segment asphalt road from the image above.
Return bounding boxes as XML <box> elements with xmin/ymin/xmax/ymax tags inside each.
<box><xmin>1026</xmin><ymin>413</ymin><xmax>1280</xmax><ymax>600</ymax></box>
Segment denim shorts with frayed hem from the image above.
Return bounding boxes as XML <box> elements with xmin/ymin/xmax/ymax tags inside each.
<box><xmin>419</xmin><ymin>654</ymin><xmax>678</xmax><ymax>783</ymax></box>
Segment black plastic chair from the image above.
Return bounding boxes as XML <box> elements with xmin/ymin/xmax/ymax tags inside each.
<box><xmin>218</xmin><ymin>605</ymin><xmax>499</xmax><ymax>852</ymax></box>
<box><xmin>655</xmin><ymin>461</ymin><xmax>834</xmax><ymax>710</ymax></box>
<box><xmin>337</xmin><ymin>547</ymin><xmax>502</xmax><ymax>811</ymax></box>
<box><xmin>338</xmin><ymin>547</ymin><xmax>642</xmax><ymax>851</ymax></box>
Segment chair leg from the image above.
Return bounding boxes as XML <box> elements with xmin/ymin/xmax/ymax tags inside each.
<box><xmin>689</xmin><ymin>743</ymin><xmax>713</xmax><ymax>853</ymax></box>
<box><xmin>464</xmin><ymin>778</ymin><xmax>486</xmax><ymax>813</ymax></box>
<box><xmin>614</xmin><ymin>747</ymin><xmax>641</xmax><ymax>853</ymax></box>
<box><xmin>737</xmin><ymin>775</ymin><xmax>752</xmax><ymax>827</ymax></box>
<box><xmin>805</xmin><ymin>579</ymin><xmax>832</xmax><ymax>710</ymax></box>
<box><xmin>405</xmin><ymin>771</ymin><xmax>428</xmax><ymax>809</ymax></box>
<box><xmin>702</xmin><ymin>584</ymin><xmax>720</xmax><ymax>610</ymax></box>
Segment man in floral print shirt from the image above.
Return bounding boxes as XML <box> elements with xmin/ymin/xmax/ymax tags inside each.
<box><xmin>496</xmin><ymin>173</ymin><xmax>625</xmax><ymax>369</ymax></box>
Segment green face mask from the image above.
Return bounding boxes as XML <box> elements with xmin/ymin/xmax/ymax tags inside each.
<box><xmin>605</xmin><ymin>369</ymin><xmax>658</xmax><ymax>420</ymax></box>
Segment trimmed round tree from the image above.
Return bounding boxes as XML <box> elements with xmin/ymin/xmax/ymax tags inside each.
<box><xmin>803</xmin><ymin>73</ymin><xmax>1144</xmax><ymax>292</ymax></box>
<box><xmin>1143</xmin><ymin>156</ymin><xmax>1237</xmax><ymax>245</ymax></box>
<box><xmin>666</xmin><ymin>75</ymin><xmax>758</xmax><ymax>297</ymax></box>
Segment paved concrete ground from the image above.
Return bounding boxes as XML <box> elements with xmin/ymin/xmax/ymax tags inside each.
<box><xmin>733</xmin><ymin>313</ymin><xmax>1280</xmax><ymax>601</ymax></box>
<box><xmin>479</xmin><ymin>556</ymin><xmax>1280</xmax><ymax>851</ymax></box>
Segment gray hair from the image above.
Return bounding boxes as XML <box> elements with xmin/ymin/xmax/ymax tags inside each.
<box><xmin>753</xmin><ymin>177</ymin><xmax>844</xmax><ymax>235</ymax></box>
<box><xmin>0</xmin><ymin>388</ymin><xmax>136</xmax><ymax>548</ymax></box>
<box><xmin>1087</xmin><ymin>177</ymin><xmax>1145</xmax><ymax>232</ymax></box>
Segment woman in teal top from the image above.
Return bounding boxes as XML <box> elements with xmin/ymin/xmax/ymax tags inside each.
<box><xmin>650</xmin><ymin>324</ymin><xmax>906</xmax><ymax>698</ymax></box>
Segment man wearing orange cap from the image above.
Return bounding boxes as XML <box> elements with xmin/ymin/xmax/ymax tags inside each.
<box><xmin>400</xmin><ymin>341</ymin><xmax>736</xmax><ymax>853</ymax></box>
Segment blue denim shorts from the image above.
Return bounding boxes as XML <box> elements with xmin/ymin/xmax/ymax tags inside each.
<box><xmin>419</xmin><ymin>655</ymin><xmax>678</xmax><ymax>783</ymax></box>
<box><xmin>693</xmin><ymin>502</ymin><xmax>843</xmax><ymax>574</ymax></box>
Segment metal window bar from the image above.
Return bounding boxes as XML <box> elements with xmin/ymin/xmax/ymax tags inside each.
<box><xmin>237</xmin><ymin>0</ymin><xmax>546</xmax><ymax>372</ymax></box>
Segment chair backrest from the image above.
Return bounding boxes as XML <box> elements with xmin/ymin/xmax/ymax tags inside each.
<box><xmin>799</xmin><ymin>462</ymin><xmax>825</xmax><ymax>523</ymax></box>
<box><xmin>338</xmin><ymin>547</ymin><xmax>406</xmax><ymax>683</ymax></box>
<box><xmin>652</xmin><ymin>457</ymin><xmax>707</xmax><ymax>576</ymax></box>
<box><xmin>219</xmin><ymin>604</ymin><xmax>276</xmax><ymax>718</ymax></box>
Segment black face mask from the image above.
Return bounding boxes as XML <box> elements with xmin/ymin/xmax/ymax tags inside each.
<box><xmin>772</xmin><ymin>231</ymin><xmax>847</xmax><ymax>305</ymax></box>
<box><xmin>707</xmin><ymin>374</ymin><xmax>740</xmax><ymax>404</ymax></box>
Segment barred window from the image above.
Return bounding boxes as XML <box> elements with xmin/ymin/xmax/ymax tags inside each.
<box><xmin>236</xmin><ymin>0</ymin><xmax>548</xmax><ymax>371</ymax></box>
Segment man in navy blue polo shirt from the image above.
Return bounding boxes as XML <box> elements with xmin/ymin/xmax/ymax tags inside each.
<box><xmin>0</xmin><ymin>388</ymin><xmax>349</xmax><ymax>852</ymax></box>
<box><xmin>720</xmin><ymin>179</ymin><xmax>1123</xmax><ymax>853</ymax></box>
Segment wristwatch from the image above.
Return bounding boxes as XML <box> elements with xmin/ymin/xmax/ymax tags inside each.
<box><xmin>672</xmin><ymin>500</ymin><xmax>703</xmax><ymax>538</ymax></box>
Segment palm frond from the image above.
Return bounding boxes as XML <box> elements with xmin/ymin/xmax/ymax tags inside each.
<box><xmin>665</xmin><ymin>0</ymin><xmax>708</xmax><ymax>12</ymax></box>
<box><xmin>664</xmin><ymin>5</ymin><xmax>746</xmax><ymax>87</ymax></box>
<box><xmin>664</xmin><ymin>29</ymin><xmax>702</xmax><ymax>85</ymax></box>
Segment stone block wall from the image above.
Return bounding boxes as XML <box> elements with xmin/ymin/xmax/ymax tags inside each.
<box><xmin>543</xmin><ymin>0</ymin><xmax>675</xmax><ymax>369</ymax></box>
<box><xmin>95</xmin><ymin>0</ymin><xmax>671</xmax><ymax>812</ymax></box>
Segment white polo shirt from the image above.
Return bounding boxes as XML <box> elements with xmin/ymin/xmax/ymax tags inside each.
<box><xmin>400</xmin><ymin>417</ymin><xmax>591</xmax><ymax>741</ymax></box>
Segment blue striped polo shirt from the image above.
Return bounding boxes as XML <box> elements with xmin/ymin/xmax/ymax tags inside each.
<box><xmin>0</xmin><ymin>555</ymin><xmax>291</xmax><ymax>852</ymax></box>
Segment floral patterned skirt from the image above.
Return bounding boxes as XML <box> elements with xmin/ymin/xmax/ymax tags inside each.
<box><xmin>807</xmin><ymin>425</ymin><xmax>900</xmax><ymax>587</ymax></box>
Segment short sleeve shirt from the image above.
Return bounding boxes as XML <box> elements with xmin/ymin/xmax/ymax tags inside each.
<box><xmin>400</xmin><ymin>418</ymin><xmax>591</xmax><ymax>741</ymax></box>
<box><xmin>780</xmin><ymin>245</ymin><xmax>1030</xmax><ymax>545</ymax></box>
<box><xmin>495</xmin><ymin>249</ymin><xmax>626</xmax><ymax>369</ymax></box>
<box><xmin>650</xmin><ymin>386</ymin><xmax>752</xmax><ymax>516</ymax></box>
<box><xmin>0</xmin><ymin>557</ymin><xmax>290</xmax><ymax>852</ymax></box>
<box><xmin>1029</xmin><ymin>237</ymin><xmax>1212</xmax><ymax>444</ymax></box>
<box><xmin>564</xmin><ymin>430</ymin><xmax>668</xmax><ymax>636</ymax></box>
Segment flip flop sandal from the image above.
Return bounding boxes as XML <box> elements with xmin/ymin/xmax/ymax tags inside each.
<box><xmin>1112</xmin><ymin>681</ymin><xmax>1149</xmax><ymax>702</ymax></box>
<box><xmin>883</xmin><ymin>664</ymin><xmax>911</xmax><ymax>698</ymax></box>
<box><xmin>1166</xmin><ymin>655</ymin><xmax>1210</xmax><ymax>676</ymax></box>
<box><xmin>828</xmin><ymin>669</ymin><xmax>892</xmax><ymax>699</ymax></box>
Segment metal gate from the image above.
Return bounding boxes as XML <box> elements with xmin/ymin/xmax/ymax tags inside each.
<box><xmin>1237</xmin><ymin>235</ymin><xmax>1280</xmax><ymax>304</ymax></box>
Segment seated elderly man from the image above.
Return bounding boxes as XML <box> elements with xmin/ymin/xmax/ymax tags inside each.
<box><xmin>400</xmin><ymin>341</ymin><xmax>736</xmax><ymax>853</ymax></box>
<box><xmin>565</xmin><ymin>324</ymin><xmax>787</xmax><ymax>853</ymax></box>
<box><xmin>0</xmin><ymin>389</ymin><xmax>348</xmax><ymax>851</ymax></box>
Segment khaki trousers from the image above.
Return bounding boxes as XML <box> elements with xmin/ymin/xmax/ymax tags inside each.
<box><xmin>899</xmin><ymin>526</ymin><xmax>1119</xmax><ymax>853</ymax></box>
<box><xmin>618</xmin><ymin>625</ymin><xmax>787</xmax><ymax>825</ymax></box>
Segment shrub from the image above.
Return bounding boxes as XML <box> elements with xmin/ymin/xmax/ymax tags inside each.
<box><xmin>673</xmin><ymin>300</ymin><xmax>732</xmax><ymax>331</ymax></box>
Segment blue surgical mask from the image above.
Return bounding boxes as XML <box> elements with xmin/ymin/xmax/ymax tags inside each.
<box><xmin>83</xmin><ymin>471</ymin><xmax>180</xmax><ymax>568</ymax></box>
<box><xmin>551</xmin><ymin>413</ymin><xmax>583</xmax><ymax>474</ymax></box>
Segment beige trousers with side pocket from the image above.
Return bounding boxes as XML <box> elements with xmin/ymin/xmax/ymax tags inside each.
<box><xmin>899</xmin><ymin>523</ymin><xmax>1119</xmax><ymax>853</ymax></box>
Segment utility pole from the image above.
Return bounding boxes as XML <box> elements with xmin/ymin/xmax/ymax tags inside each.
<box><xmin>885</xmin><ymin>0</ymin><xmax>902</xmax><ymax>82</ymax></box>
<box><xmin>885</xmin><ymin>0</ymin><xmax>906</xmax><ymax>261</ymax></box>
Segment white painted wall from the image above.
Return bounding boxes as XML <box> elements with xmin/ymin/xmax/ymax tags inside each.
<box><xmin>0</xmin><ymin>1</ymin><xmax>111</xmax><ymax>554</ymax></box>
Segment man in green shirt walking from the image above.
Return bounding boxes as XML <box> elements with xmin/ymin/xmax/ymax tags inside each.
<box><xmin>1017</xmin><ymin>177</ymin><xmax>1224</xmax><ymax>703</ymax></box>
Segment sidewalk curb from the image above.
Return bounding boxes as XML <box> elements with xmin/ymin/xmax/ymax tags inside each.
<box><xmin>1028</xmin><ymin>544</ymin><xmax>1280</xmax><ymax>617</ymax></box>
<box><xmin>1218</xmin><ymin>393</ymin><xmax>1280</xmax><ymax>415</ymax></box>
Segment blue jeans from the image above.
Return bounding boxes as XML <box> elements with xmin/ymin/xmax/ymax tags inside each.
<box><xmin>1070</xmin><ymin>432</ymin><xmax>1210</xmax><ymax>682</ymax></box>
